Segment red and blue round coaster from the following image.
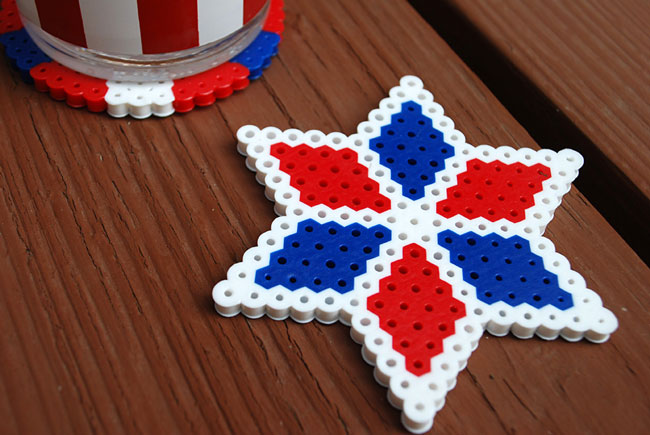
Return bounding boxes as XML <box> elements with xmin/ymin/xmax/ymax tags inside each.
<box><xmin>0</xmin><ymin>0</ymin><xmax>284</xmax><ymax>118</ymax></box>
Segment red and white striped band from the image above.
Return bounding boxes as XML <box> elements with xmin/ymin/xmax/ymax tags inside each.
<box><xmin>15</xmin><ymin>0</ymin><xmax>267</xmax><ymax>55</ymax></box>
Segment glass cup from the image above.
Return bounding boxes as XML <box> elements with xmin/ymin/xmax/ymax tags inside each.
<box><xmin>15</xmin><ymin>0</ymin><xmax>270</xmax><ymax>81</ymax></box>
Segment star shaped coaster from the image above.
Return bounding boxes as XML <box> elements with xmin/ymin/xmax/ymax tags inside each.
<box><xmin>0</xmin><ymin>0</ymin><xmax>284</xmax><ymax>118</ymax></box>
<box><xmin>212</xmin><ymin>76</ymin><xmax>618</xmax><ymax>433</ymax></box>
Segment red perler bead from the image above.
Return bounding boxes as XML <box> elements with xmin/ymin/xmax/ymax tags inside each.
<box><xmin>437</xmin><ymin>158</ymin><xmax>551</xmax><ymax>223</ymax></box>
<box><xmin>0</xmin><ymin>0</ymin><xmax>21</xmax><ymax>34</ymax></box>
<box><xmin>368</xmin><ymin>244</ymin><xmax>466</xmax><ymax>376</ymax></box>
<box><xmin>30</xmin><ymin>62</ymin><xmax>108</xmax><ymax>112</ymax></box>
<box><xmin>171</xmin><ymin>62</ymin><xmax>250</xmax><ymax>112</ymax></box>
<box><xmin>172</xmin><ymin>62</ymin><xmax>249</xmax><ymax>113</ymax></box>
<box><xmin>271</xmin><ymin>143</ymin><xmax>391</xmax><ymax>213</ymax></box>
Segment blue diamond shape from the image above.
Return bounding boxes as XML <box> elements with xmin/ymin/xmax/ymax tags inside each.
<box><xmin>439</xmin><ymin>230</ymin><xmax>574</xmax><ymax>310</ymax></box>
<box><xmin>370</xmin><ymin>101</ymin><xmax>454</xmax><ymax>200</ymax></box>
<box><xmin>255</xmin><ymin>219</ymin><xmax>391</xmax><ymax>294</ymax></box>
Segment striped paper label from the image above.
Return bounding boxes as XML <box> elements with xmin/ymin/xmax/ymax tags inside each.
<box><xmin>16</xmin><ymin>0</ymin><xmax>267</xmax><ymax>54</ymax></box>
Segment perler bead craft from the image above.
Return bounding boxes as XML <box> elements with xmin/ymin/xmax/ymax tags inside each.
<box><xmin>212</xmin><ymin>76</ymin><xmax>618</xmax><ymax>433</ymax></box>
<box><xmin>0</xmin><ymin>0</ymin><xmax>284</xmax><ymax>118</ymax></box>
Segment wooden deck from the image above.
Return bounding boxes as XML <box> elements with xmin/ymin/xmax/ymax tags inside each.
<box><xmin>1</xmin><ymin>0</ymin><xmax>648</xmax><ymax>433</ymax></box>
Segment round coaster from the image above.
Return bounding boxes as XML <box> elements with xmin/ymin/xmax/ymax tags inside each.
<box><xmin>0</xmin><ymin>0</ymin><xmax>284</xmax><ymax>118</ymax></box>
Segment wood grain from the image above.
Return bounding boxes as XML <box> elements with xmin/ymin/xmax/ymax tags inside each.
<box><xmin>443</xmin><ymin>0</ymin><xmax>650</xmax><ymax>199</ymax></box>
<box><xmin>409</xmin><ymin>0</ymin><xmax>650</xmax><ymax>263</ymax></box>
<box><xmin>0</xmin><ymin>0</ymin><xmax>648</xmax><ymax>434</ymax></box>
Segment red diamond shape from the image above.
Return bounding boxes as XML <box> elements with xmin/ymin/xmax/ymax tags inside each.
<box><xmin>368</xmin><ymin>244</ymin><xmax>466</xmax><ymax>376</ymax></box>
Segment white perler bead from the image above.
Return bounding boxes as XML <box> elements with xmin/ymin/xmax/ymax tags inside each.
<box><xmin>105</xmin><ymin>80</ymin><xmax>175</xmax><ymax>119</ymax></box>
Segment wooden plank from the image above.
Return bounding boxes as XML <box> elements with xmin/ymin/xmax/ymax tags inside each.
<box><xmin>444</xmin><ymin>0</ymin><xmax>650</xmax><ymax>198</ymax></box>
<box><xmin>411</xmin><ymin>0</ymin><xmax>650</xmax><ymax>260</ymax></box>
<box><xmin>0</xmin><ymin>0</ymin><xmax>648</xmax><ymax>433</ymax></box>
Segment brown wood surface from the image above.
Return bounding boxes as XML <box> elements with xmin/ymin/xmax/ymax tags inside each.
<box><xmin>1</xmin><ymin>0</ymin><xmax>648</xmax><ymax>434</ymax></box>
<box><xmin>442</xmin><ymin>0</ymin><xmax>650</xmax><ymax>199</ymax></box>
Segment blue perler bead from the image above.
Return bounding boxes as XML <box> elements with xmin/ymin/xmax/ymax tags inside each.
<box><xmin>232</xmin><ymin>31</ymin><xmax>280</xmax><ymax>80</ymax></box>
<box><xmin>439</xmin><ymin>230</ymin><xmax>574</xmax><ymax>310</ymax></box>
<box><xmin>0</xmin><ymin>29</ymin><xmax>49</xmax><ymax>83</ymax></box>
<box><xmin>370</xmin><ymin>101</ymin><xmax>455</xmax><ymax>200</ymax></box>
<box><xmin>255</xmin><ymin>219</ymin><xmax>391</xmax><ymax>294</ymax></box>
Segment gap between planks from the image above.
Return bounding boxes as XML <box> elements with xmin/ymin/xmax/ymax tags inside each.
<box><xmin>409</xmin><ymin>0</ymin><xmax>650</xmax><ymax>265</ymax></box>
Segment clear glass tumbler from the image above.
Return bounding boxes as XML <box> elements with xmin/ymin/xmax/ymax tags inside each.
<box><xmin>15</xmin><ymin>0</ymin><xmax>270</xmax><ymax>81</ymax></box>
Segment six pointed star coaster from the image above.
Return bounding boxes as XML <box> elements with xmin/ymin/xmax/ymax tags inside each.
<box><xmin>212</xmin><ymin>76</ymin><xmax>618</xmax><ymax>433</ymax></box>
